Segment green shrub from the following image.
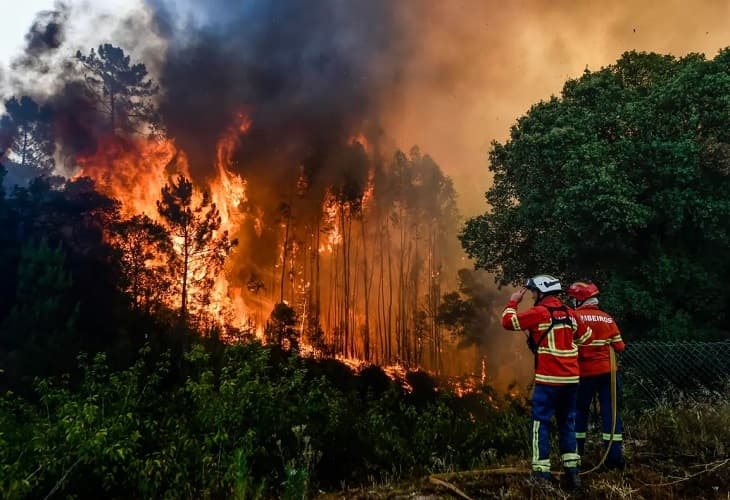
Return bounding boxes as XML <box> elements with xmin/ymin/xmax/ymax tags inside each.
<box><xmin>0</xmin><ymin>340</ymin><xmax>532</xmax><ymax>498</ymax></box>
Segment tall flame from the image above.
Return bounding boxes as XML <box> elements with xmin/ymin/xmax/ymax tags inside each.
<box><xmin>75</xmin><ymin>114</ymin><xmax>259</xmax><ymax>336</ymax></box>
<box><xmin>76</xmin><ymin>135</ymin><xmax>189</xmax><ymax>217</ymax></box>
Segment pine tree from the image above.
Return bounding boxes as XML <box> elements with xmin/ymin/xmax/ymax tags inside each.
<box><xmin>0</xmin><ymin>96</ymin><xmax>55</xmax><ymax>176</ymax></box>
<box><xmin>76</xmin><ymin>44</ymin><xmax>159</xmax><ymax>135</ymax></box>
<box><xmin>157</xmin><ymin>175</ymin><xmax>236</xmax><ymax>326</ymax></box>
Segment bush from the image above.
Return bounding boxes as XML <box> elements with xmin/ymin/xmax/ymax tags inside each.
<box><xmin>0</xmin><ymin>341</ymin><xmax>531</xmax><ymax>498</ymax></box>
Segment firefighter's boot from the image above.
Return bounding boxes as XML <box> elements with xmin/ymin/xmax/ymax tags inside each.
<box><xmin>605</xmin><ymin>456</ymin><xmax>626</xmax><ymax>471</ymax></box>
<box><xmin>564</xmin><ymin>467</ymin><xmax>581</xmax><ymax>490</ymax></box>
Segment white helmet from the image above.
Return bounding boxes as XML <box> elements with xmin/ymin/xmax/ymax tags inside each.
<box><xmin>525</xmin><ymin>275</ymin><xmax>562</xmax><ymax>294</ymax></box>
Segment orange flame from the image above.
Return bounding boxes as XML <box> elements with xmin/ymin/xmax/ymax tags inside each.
<box><xmin>76</xmin><ymin>135</ymin><xmax>189</xmax><ymax>217</ymax></box>
<box><xmin>76</xmin><ymin>116</ymin><xmax>256</xmax><ymax>333</ymax></box>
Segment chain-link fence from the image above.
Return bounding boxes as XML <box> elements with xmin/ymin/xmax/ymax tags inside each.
<box><xmin>621</xmin><ymin>340</ymin><xmax>730</xmax><ymax>405</ymax></box>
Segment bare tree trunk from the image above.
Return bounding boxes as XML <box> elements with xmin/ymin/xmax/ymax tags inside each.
<box><xmin>340</xmin><ymin>203</ymin><xmax>353</xmax><ymax>357</ymax></box>
<box><xmin>280</xmin><ymin>205</ymin><xmax>291</xmax><ymax>303</ymax></box>
<box><xmin>315</xmin><ymin>221</ymin><xmax>321</xmax><ymax>329</ymax></box>
<box><xmin>386</xmin><ymin>222</ymin><xmax>394</xmax><ymax>363</ymax></box>
<box><xmin>403</xmin><ymin>237</ymin><xmax>413</xmax><ymax>366</ymax></box>
<box><xmin>360</xmin><ymin>217</ymin><xmax>371</xmax><ymax>361</ymax></box>
<box><xmin>398</xmin><ymin>205</ymin><xmax>410</xmax><ymax>365</ymax></box>
<box><xmin>377</xmin><ymin>214</ymin><xmax>387</xmax><ymax>364</ymax></box>
<box><xmin>20</xmin><ymin>130</ymin><xmax>28</xmax><ymax>169</ymax></box>
<box><xmin>181</xmin><ymin>228</ymin><xmax>189</xmax><ymax>326</ymax></box>
<box><xmin>347</xmin><ymin>217</ymin><xmax>362</xmax><ymax>359</ymax></box>
<box><xmin>329</xmin><ymin>242</ymin><xmax>339</xmax><ymax>351</ymax></box>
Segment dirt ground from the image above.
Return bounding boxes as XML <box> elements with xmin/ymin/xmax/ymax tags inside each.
<box><xmin>317</xmin><ymin>457</ymin><xmax>730</xmax><ymax>499</ymax></box>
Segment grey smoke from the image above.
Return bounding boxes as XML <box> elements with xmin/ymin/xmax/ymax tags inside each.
<box><xmin>147</xmin><ymin>0</ymin><xmax>411</xmax><ymax>180</ymax></box>
<box><xmin>12</xmin><ymin>2</ymin><xmax>70</xmax><ymax>74</ymax></box>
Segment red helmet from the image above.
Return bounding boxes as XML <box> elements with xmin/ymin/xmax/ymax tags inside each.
<box><xmin>567</xmin><ymin>281</ymin><xmax>600</xmax><ymax>302</ymax></box>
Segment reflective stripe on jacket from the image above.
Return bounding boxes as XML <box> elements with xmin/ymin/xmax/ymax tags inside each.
<box><xmin>502</xmin><ymin>296</ymin><xmax>592</xmax><ymax>385</ymax></box>
<box><xmin>575</xmin><ymin>304</ymin><xmax>625</xmax><ymax>377</ymax></box>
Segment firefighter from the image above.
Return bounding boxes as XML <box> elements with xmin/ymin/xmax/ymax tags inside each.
<box><xmin>567</xmin><ymin>281</ymin><xmax>626</xmax><ymax>470</ymax></box>
<box><xmin>502</xmin><ymin>275</ymin><xmax>592</xmax><ymax>488</ymax></box>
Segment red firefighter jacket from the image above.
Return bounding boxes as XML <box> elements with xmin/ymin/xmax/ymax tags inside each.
<box><xmin>502</xmin><ymin>296</ymin><xmax>592</xmax><ymax>385</ymax></box>
<box><xmin>574</xmin><ymin>303</ymin><xmax>625</xmax><ymax>377</ymax></box>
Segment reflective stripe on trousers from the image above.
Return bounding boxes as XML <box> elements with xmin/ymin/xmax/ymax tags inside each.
<box><xmin>575</xmin><ymin>372</ymin><xmax>623</xmax><ymax>461</ymax></box>
<box><xmin>531</xmin><ymin>383</ymin><xmax>580</xmax><ymax>471</ymax></box>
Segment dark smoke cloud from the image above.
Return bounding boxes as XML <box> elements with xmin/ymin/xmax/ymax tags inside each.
<box><xmin>144</xmin><ymin>0</ymin><xmax>440</xmax><ymax>334</ymax></box>
<box><xmin>26</xmin><ymin>7</ymin><xmax>67</xmax><ymax>52</ymax></box>
<box><xmin>148</xmin><ymin>0</ymin><xmax>409</xmax><ymax>182</ymax></box>
<box><xmin>3</xmin><ymin>1</ymin><xmax>168</xmax><ymax>168</ymax></box>
<box><xmin>49</xmin><ymin>81</ymin><xmax>107</xmax><ymax>158</ymax></box>
<box><xmin>12</xmin><ymin>2</ymin><xmax>70</xmax><ymax>74</ymax></box>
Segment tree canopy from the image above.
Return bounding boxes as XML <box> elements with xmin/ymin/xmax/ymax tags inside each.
<box><xmin>76</xmin><ymin>44</ymin><xmax>159</xmax><ymax>135</ymax></box>
<box><xmin>461</xmin><ymin>49</ymin><xmax>730</xmax><ymax>340</ymax></box>
<box><xmin>0</xmin><ymin>96</ymin><xmax>55</xmax><ymax>178</ymax></box>
<box><xmin>157</xmin><ymin>175</ymin><xmax>237</xmax><ymax>327</ymax></box>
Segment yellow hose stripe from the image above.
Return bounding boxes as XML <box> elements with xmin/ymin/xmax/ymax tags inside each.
<box><xmin>575</xmin><ymin>432</ymin><xmax>586</xmax><ymax>439</ymax></box>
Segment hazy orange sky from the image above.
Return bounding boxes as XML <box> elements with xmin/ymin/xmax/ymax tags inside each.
<box><xmin>2</xmin><ymin>1</ymin><xmax>728</xmax><ymax>217</ymax></box>
<box><xmin>383</xmin><ymin>0</ymin><xmax>730</xmax><ymax>215</ymax></box>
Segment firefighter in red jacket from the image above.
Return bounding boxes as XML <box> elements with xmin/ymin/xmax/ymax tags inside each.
<box><xmin>502</xmin><ymin>275</ymin><xmax>592</xmax><ymax>488</ymax></box>
<box><xmin>567</xmin><ymin>281</ymin><xmax>626</xmax><ymax>470</ymax></box>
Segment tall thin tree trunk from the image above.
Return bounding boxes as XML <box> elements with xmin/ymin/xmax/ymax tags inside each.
<box><xmin>280</xmin><ymin>205</ymin><xmax>291</xmax><ymax>303</ymax></box>
<box><xmin>360</xmin><ymin>217</ymin><xmax>371</xmax><ymax>361</ymax></box>
<box><xmin>181</xmin><ymin>229</ymin><xmax>189</xmax><ymax>326</ymax></box>
<box><xmin>20</xmin><ymin>131</ymin><xmax>28</xmax><ymax>169</ymax></box>
<box><xmin>315</xmin><ymin>220</ymin><xmax>321</xmax><ymax>338</ymax></box>
<box><xmin>340</xmin><ymin>203</ymin><xmax>351</xmax><ymax>357</ymax></box>
<box><xmin>386</xmin><ymin>223</ymin><xmax>393</xmax><ymax>363</ymax></box>
<box><xmin>377</xmin><ymin>213</ymin><xmax>387</xmax><ymax>364</ymax></box>
<box><xmin>350</xmin><ymin>218</ymin><xmax>359</xmax><ymax>359</ymax></box>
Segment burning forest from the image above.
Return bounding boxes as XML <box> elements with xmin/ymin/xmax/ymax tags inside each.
<box><xmin>0</xmin><ymin>0</ymin><xmax>520</xmax><ymax>382</ymax></box>
<box><xmin>78</xmin><ymin>109</ymin><xmax>463</xmax><ymax>370</ymax></box>
<box><xmin>3</xmin><ymin>2</ymin><xmax>730</xmax><ymax>499</ymax></box>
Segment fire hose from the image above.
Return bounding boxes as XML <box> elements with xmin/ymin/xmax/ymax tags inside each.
<box><xmin>429</xmin><ymin>348</ymin><xmax>618</xmax><ymax>499</ymax></box>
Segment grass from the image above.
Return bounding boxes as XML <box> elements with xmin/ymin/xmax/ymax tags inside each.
<box><xmin>317</xmin><ymin>382</ymin><xmax>730</xmax><ymax>499</ymax></box>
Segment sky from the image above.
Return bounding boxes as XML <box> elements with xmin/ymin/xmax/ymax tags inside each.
<box><xmin>1</xmin><ymin>0</ymin><xmax>729</xmax><ymax>214</ymax></box>
<box><xmin>0</xmin><ymin>1</ymin><xmax>138</xmax><ymax>66</ymax></box>
<box><xmin>0</xmin><ymin>1</ymin><xmax>57</xmax><ymax>65</ymax></box>
<box><xmin>383</xmin><ymin>0</ymin><xmax>730</xmax><ymax>213</ymax></box>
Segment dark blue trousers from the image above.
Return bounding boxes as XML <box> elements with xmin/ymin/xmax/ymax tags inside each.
<box><xmin>576</xmin><ymin>372</ymin><xmax>623</xmax><ymax>463</ymax></box>
<box><xmin>531</xmin><ymin>383</ymin><xmax>580</xmax><ymax>472</ymax></box>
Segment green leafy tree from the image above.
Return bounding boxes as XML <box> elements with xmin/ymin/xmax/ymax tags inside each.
<box><xmin>76</xmin><ymin>44</ymin><xmax>158</xmax><ymax>135</ymax></box>
<box><xmin>0</xmin><ymin>96</ymin><xmax>55</xmax><ymax>176</ymax></box>
<box><xmin>157</xmin><ymin>175</ymin><xmax>236</xmax><ymax>326</ymax></box>
<box><xmin>461</xmin><ymin>49</ymin><xmax>730</xmax><ymax>339</ymax></box>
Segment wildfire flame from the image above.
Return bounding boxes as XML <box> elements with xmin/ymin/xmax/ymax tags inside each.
<box><xmin>76</xmin><ymin>135</ymin><xmax>189</xmax><ymax>217</ymax></box>
<box><xmin>74</xmin><ymin>112</ymin><xmax>513</xmax><ymax>396</ymax></box>
<box><xmin>75</xmin><ymin>114</ymin><xmax>257</xmax><ymax>335</ymax></box>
